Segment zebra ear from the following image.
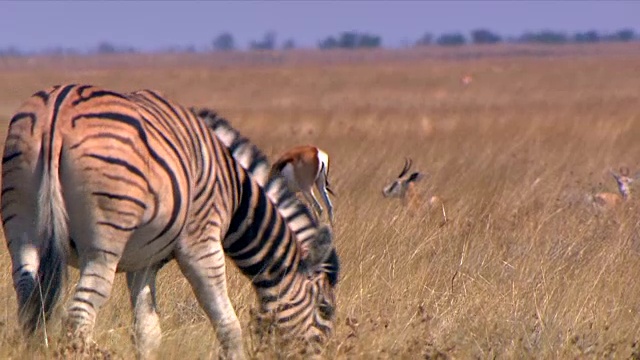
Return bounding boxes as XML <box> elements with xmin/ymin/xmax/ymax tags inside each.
<box><xmin>302</xmin><ymin>225</ymin><xmax>334</xmax><ymax>268</ymax></box>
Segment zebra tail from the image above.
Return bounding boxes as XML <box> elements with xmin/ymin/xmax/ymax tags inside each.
<box><xmin>27</xmin><ymin>138</ymin><xmax>69</xmax><ymax>333</ymax></box>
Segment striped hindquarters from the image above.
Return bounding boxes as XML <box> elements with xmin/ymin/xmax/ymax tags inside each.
<box><xmin>0</xmin><ymin>86</ymin><xmax>178</xmax><ymax>339</ymax></box>
<box><xmin>1</xmin><ymin>85</ymin><xmax>213</xmax><ymax>334</ymax></box>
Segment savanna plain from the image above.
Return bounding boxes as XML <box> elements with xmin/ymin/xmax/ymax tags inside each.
<box><xmin>1</xmin><ymin>44</ymin><xmax>640</xmax><ymax>359</ymax></box>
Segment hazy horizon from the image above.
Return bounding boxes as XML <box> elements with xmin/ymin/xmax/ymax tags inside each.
<box><xmin>2</xmin><ymin>1</ymin><xmax>639</xmax><ymax>51</ymax></box>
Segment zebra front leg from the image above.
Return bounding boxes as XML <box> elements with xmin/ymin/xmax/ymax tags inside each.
<box><xmin>175</xmin><ymin>237</ymin><xmax>245</xmax><ymax>360</ymax></box>
<box><xmin>127</xmin><ymin>266</ymin><xmax>162</xmax><ymax>360</ymax></box>
<box><xmin>65</xmin><ymin>248</ymin><xmax>121</xmax><ymax>345</ymax></box>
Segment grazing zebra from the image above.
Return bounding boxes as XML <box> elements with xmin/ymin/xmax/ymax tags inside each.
<box><xmin>269</xmin><ymin>145</ymin><xmax>335</xmax><ymax>224</ymax></box>
<box><xmin>1</xmin><ymin>84</ymin><xmax>339</xmax><ymax>359</ymax></box>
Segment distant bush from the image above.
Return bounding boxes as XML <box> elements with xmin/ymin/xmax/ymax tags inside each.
<box><xmin>97</xmin><ymin>42</ymin><xmax>117</xmax><ymax>54</ymax></box>
<box><xmin>436</xmin><ymin>33</ymin><xmax>466</xmax><ymax>46</ymax></box>
<box><xmin>160</xmin><ymin>45</ymin><xmax>198</xmax><ymax>54</ymax></box>
<box><xmin>250</xmin><ymin>32</ymin><xmax>277</xmax><ymax>50</ymax></box>
<box><xmin>212</xmin><ymin>32</ymin><xmax>235</xmax><ymax>51</ymax></box>
<box><xmin>42</xmin><ymin>47</ymin><xmax>80</xmax><ymax>56</ymax></box>
<box><xmin>358</xmin><ymin>33</ymin><xmax>382</xmax><ymax>48</ymax></box>
<box><xmin>282</xmin><ymin>39</ymin><xmax>296</xmax><ymax>50</ymax></box>
<box><xmin>95</xmin><ymin>42</ymin><xmax>137</xmax><ymax>54</ymax></box>
<box><xmin>604</xmin><ymin>28</ymin><xmax>636</xmax><ymax>42</ymax></box>
<box><xmin>415</xmin><ymin>32</ymin><xmax>434</xmax><ymax>46</ymax></box>
<box><xmin>318</xmin><ymin>31</ymin><xmax>382</xmax><ymax>50</ymax></box>
<box><xmin>519</xmin><ymin>31</ymin><xmax>569</xmax><ymax>44</ymax></box>
<box><xmin>318</xmin><ymin>36</ymin><xmax>339</xmax><ymax>50</ymax></box>
<box><xmin>0</xmin><ymin>46</ymin><xmax>23</xmax><ymax>57</ymax></box>
<box><xmin>471</xmin><ymin>29</ymin><xmax>502</xmax><ymax>44</ymax></box>
<box><xmin>573</xmin><ymin>30</ymin><xmax>600</xmax><ymax>43</ymax></box>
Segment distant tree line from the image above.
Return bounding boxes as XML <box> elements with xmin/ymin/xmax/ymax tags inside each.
<box><xmin>212</xmin><ymin>31</ymin><xmax>296</xmax><ymax>51</ymax></box>
<box><xmin>317</xmin><ymin>32</ymin><xmax>382</xmax><ymax>49</ymax></box>
<box><xmin>0</xmin><ymin>28</ymin><xmax>637</xmax><ymax>57</ymax></box>
<box><xmin>414</xmin><ymin>28</ymin><xmax>637</xmax><ymax>46</ymax></box>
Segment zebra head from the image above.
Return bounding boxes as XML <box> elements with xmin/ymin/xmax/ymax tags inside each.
<box><xmin>252</xmin><ymin>224</ymin><xmax>340</xmax><ymax>346</ymax></box>
<box><xmin>299</xmin><ymin>225</ymin><xmax>339</xmax><ymax>340</ymax></box>
<box><xmin>382</xmin><ymin>158</ymin><xmax>425</xmax><ymax>198</ymax></box>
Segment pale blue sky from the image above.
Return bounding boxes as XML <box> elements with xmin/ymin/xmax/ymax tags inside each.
<box><xmin>1</xmin><ymin>1</ymin><xmax>639</xmax><ymax>51</ymax></box>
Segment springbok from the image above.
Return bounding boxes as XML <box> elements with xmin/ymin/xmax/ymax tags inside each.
<box><xmin>590</xmin><ymin>167</ymin><xmax>635</xmax><ymax>210</ymax></box>
<box><xmin>382</xmin><ymin>158</ymin><xmax>425</xmax><ymax>202</ymax></box>
<box><xmin>271</xmin><ymin>145</ymin><xmax>335</xmax><ymax>224</ymax></box>
<box><xmin>382</xmin><ymin>158</ymin><xmax>446</xmax><ymax>222</ymax></box>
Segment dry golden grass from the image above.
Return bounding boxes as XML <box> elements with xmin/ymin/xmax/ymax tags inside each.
<box><xmin>1</xmin><ymin>44</ymin><xmax>640</xmax><ymax>359</ymax></box>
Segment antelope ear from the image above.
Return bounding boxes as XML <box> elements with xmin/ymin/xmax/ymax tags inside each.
<box><xmin>408</xmin><ymin>172</ymin><xmax>425</xmax><ymax>183</ymax></box>
<box><xmin>302</xmin><ymin>225</ymin><xmax>334</xmax><ymax>268</ymax></box>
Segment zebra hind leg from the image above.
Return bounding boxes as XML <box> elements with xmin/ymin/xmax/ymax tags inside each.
<box><xmin>175</xmin><ymin>237</ymin><xmax>245</xmax><ymax>360</ymax></box>
<box><xmin>127</xmin><ymin>265</ymin><xmax>162</xmax><ymax>360</ymax></box>
<box><xmin>64</xmin><ymin>248</ymin><xmax>121</xmax><ymax>347</ymax></box>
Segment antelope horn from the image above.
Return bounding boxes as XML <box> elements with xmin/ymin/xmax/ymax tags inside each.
<box><xmin>609</xmin><ymin>169</ymin><xmax>620</xmax><ymax>181</ymax></box>
<box><xmin>398</xmin><ymin>158</ymin><xmax>412</xmax><ymax>178</ymax></box>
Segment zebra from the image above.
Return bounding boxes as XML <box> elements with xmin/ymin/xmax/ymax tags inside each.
<box><xmin>1</xmin><ymin>84</ymin><xmax>340</xmax><ymax>359</ymax></box>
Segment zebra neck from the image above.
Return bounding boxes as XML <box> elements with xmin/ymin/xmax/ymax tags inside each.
<box><xmin>224</xmin><ymin>175</ymin><xmax>304</xmax><ymax>293</ymax></box>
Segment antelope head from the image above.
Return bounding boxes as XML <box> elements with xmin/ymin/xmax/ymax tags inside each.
<box><xmin>591</xmin><ymin>166</ymin><xmax>638</xmax><ymax>210</ymax></box>
<box><xmin>382</xmin><ymin>158</ymin><xmax>425</xmax><ymax>198</ymax></box>
<box><xmin>610</xmin><ymin>166</ymin><xmax>635</xmax><ymax>200</ymax></box>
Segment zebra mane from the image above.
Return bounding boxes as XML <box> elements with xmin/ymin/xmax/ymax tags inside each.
<box><xmin>192</xmin><ymin>107</ymin><xmax>322</xmax><ymax>247</ymax></box>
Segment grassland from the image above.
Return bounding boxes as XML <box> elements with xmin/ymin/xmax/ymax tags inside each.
<box><xmin>1</xmin><ymin>44</ymin><xmax>640</xmax><ymax>359</ymax></box>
